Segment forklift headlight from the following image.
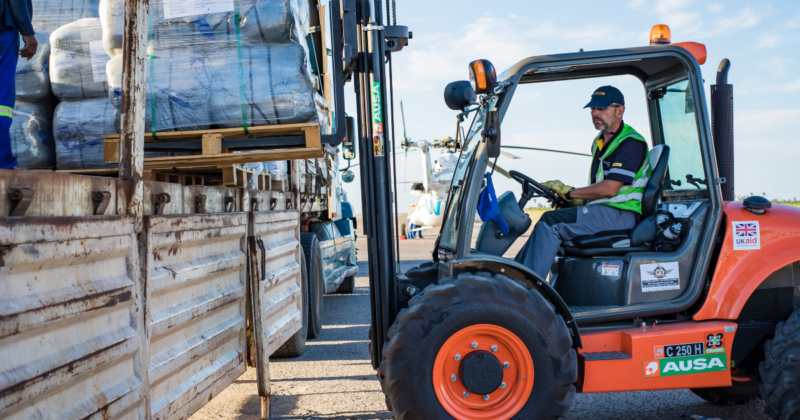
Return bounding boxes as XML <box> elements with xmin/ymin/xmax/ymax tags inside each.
<box><xmin>469</xmin><ymin>59</ymin><xmax>497</xmax><ymax>95</ymax></box>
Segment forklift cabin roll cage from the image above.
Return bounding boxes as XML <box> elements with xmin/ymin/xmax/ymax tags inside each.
<box><xmin>412</xmin><ymin>45</ymin><xmax>725</xmax><ymax>359</ymax></box>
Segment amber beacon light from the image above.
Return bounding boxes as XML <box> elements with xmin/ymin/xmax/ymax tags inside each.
<box><xmin>648</xmin><ymin>24</ymin><xmax>707</xmax><ymax>65</ymax></box>
<box><xmin>650</xmin><ymin>24</ymin><xmax>672</xmax><ymax>44</ymax></box>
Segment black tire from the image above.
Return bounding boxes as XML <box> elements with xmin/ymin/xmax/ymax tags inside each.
<box><xmin>336</xmin><ymin>274</ymin><xmax>355</xmax><ymax>294</ymax></box>
<box><xmin>381</xmin><ymin>272</ymin><xmax>577</xmax><ymax>420</ymax></box>
<box><xmin>691</xmin><ymin>380</ymin><xmax>760</xmax><ymax>405</ymax></box>
<box><xmin>301</xmin><ymin>233</ymin><xmax>324</xmax><ymax>339</ymax></box>
<box><xmin>760</xmin><ymin>309</ymin><xmax>800</xmax><ymax>419</ymax></box>
<box><xmin>369</xmin><ymin>326</ymin><xmax>393</xmax><ymax>412</ymax></box>
<box><xmin>273</xmin><ymin>252</ymin><xmax>309</xmax><ymax>358</ymax></box>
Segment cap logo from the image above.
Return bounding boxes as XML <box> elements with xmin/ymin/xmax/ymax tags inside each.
<box><xmin>595</xmin><ymin>92</ymin><xmax>606</xmax><ymax>95</ymax></box>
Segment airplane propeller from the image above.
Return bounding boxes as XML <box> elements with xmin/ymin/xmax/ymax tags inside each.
<box><xmin>501</xmin><ymin>145</ymin><xmax>591</xmax><ymax>157</ymax></box>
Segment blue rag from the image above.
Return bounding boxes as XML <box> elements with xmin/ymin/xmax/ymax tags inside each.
<box><xmin>477</xmin><ymin>172</ymin><xmax>509</xmax><ymax>235</ymax></box>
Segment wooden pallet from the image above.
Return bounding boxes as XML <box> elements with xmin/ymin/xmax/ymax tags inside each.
<box><xmin>103</xmin><ymin>123</ymin><xmax>323</xmax><ymax>169</ymax></box>
<box><xmin>221</xmin><ymin>165</ymin><xmax>255</xmax><ymax>189</ymax></box>
<box><xmin>54</xmin><ymin>164</ymin><xmax>293</xmax><ymax>191</ymax></box>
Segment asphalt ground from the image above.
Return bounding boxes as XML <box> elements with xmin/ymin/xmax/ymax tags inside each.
<box><xmin>191</xmin><ymin>213</ymin><xmax>771</xmax><ymax>420</ymax></box>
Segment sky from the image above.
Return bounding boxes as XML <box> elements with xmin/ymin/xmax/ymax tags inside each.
<box><xmin>339</xmin><ymin>0</ymin><xmax>800</xmax><ymax>214</ymax></box>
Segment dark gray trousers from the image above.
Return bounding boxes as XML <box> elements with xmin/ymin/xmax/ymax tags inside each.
<box><xmin>514</xmin><ymin>205</ymin><xmax>639</xmax><ymax>279</ymax></box>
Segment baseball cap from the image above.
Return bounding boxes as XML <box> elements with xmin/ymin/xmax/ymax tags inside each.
<box><xmin>584</xmin><ymin>86</ymin><xmax>625</xmax><ymax>108</ymax></box>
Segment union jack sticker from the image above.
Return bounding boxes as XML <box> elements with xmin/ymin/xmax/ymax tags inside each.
<box><xmin>732</xmin><ymin>221</ymin><xmax>760</xmax><ymax>250</ymax></box>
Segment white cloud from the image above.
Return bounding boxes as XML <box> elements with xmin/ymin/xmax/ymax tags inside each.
<box><xmin>758</xmin><ymin>56</ymin><xmax>793</xmax><ymax>78</ymax></box>
<box><xmin>776</xmin><ymin>80</ymin><xmax>800</xmax><ymax>92</ymax></box>
<box><xmin>628</xmin><ymin>0</ymin><xmax>647</xmax><ymax>10</ymax></box>
<box><xmin>736</xmin><ymin>109</ymin><xmax>800</xmax><ymax>133</ymax></box>
<box><xmin>391</xmin><ymin>16</ymin><xmax>538</xmax><ymax>95</ymax></box>
<box><xmin>662</xmin><ymin>12</ymin><xmax>703</xmax><ymax>35</ymax></box>
<box><xmin>707</xmin><ymin>3</ymin><xmax>723</xmax><ymax>13</ymax></box>
<box><xmin>711</xmin><ymin>6</ymin><xmax>761</xmax><ymax>32</ymax></box>
<box><xmin>656</xmin><ymin>0</ymin><xmax>694</xmax><ymax>13</ymax></box>
<box><xmin>757</xmin><ymin>34</ymin><xmax>780</xmax><ymax>48</ymax></box>
<box><xmin>687</xmin><ymin>6</ymin><xmax>763</xmax><ymax>38</ymax></box>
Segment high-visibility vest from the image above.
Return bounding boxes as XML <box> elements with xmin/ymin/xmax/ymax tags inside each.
<box><xmin>587</xmin><ymin>124</ymin><xmax>650</xmax><ymax>214</ymax></box>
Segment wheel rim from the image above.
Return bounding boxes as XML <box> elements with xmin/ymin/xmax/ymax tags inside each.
<box><xmin>433</xmin><ymin>324</ymin><xmax>534</xmax><ymax>420</ymax></box>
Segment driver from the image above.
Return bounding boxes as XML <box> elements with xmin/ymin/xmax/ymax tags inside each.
<box><xmin>515</xmin><ymin>86</ymin><xmax>649</xmax><ymax>279</ymax></box>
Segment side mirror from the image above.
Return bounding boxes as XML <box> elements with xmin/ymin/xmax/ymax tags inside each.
<box><xmin>444</xmin><ymin>81</ymin><xmax>476</xmax><ymax>111</ymax></box>
<box><xmin>343</xmin><ymin>115</ymin><xmax>357</xmax><ymax>160</ymax></box>
<box><xmin>342</xmin><ymin>170</ymin><xmax>355</xmax><ymax>183</ymax></box>
<box><xmin>483</xmin><ymin>110</ymin><xmax>501</xmax><ymax>158</ymax></box>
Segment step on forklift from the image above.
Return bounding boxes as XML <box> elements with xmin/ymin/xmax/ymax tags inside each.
<box><xmin>345</xmin><ymin>3</ymin><xmax>800</xmax><ymax>418</ymax></box>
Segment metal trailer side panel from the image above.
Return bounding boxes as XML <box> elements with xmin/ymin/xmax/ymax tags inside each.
<box><xmin>142</xmin><ymin>213</ymin><xmax>248</xmax><ymax>420</ymax></box>
<box><xmin>249</xmin><ymin>210</ymin><xmax>303</xmax><ymax>357</ymax></box>
<box><xmin>242</xmin><ymin>190</ymin><xmax>290</xmax><ymax>214</ymax></box>
<box><xmin>0</xmin><ymin>215</ymin><xmax>147</xmax><ymax>420</ymax></box>
<box><xmin>0</xmin><ymin>169</ymin><xmax>126</xmax><ymax>217</ymax></box>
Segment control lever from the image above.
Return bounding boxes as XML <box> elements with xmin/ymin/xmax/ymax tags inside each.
<box><xmin>686</xmin><ymin>174</ymin><xmax>706</xmax><ymax>189</ymax></box>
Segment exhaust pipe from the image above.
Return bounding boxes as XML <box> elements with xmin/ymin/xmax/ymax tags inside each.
<box><xmin>710</xmin><ymin>59</ymin><xmax>734</xmax><ymax>201</ymax></box>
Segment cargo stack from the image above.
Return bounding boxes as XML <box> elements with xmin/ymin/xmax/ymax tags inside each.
<box><xmin>11</xmin><ymin>0</ymin><xmax>329</xmax><ymax>171</ymax></box>
<box><xmin>102</xmin><ymin>0</ymin><xmax>327</xmax><ymax>134</ymax></box>
<box><xmin>49</xmin><ymin>18</ymin><xmax>116</xmax><ymax>169</ymax></box>
<box><xmin>10</xmin><ymin>0</ymin><xmax>100</xmax><ymax>168</ymax></box>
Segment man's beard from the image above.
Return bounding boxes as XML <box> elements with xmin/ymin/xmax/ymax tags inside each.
<box><xmin>593</xmin><ymin>115</ymin><xmax>616</xmax><ymax>131</ymax></box>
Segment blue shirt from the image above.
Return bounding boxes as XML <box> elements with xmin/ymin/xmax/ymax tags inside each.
<box><xmin>1</xmin><ymin>0</ymin><xmax>34</xmax><ymax>36</ymax></box>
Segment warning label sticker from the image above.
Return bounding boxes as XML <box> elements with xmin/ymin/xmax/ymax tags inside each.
<box><xmin>732</xmin><ymin>221</ymin><xmax>761</xmax><ymax>250</ymax></box>
<box><xmin>601</xmin><ymin>265</ymin><xmax>620</xmax><ymax>276</ymax></box>
<box><xmin>640</xmin><ymin>262</ymin><xmax>680</xmax><ymax>292</ymax></box>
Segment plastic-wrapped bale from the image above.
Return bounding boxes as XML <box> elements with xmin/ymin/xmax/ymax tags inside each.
<box><xmin>9</xmin><ymin>102</ymin><xmax>57</xmax><ymax>169</ymax></box>
<box><xmin>105</xmin><ymin>49</ymin><xmax>210</xmax><ymax>133</ymax></box>
<box><xmin>50</xmin><ymin>18</ymin><xmax>111</xmax><ymax>102</ymax></box>
<box><xmin>106</xmin><ymin>41</ymin><xmax>317</xmax><ymax>132</ymax></box>
<box><xmin>15</xmin><ymin>31</ymin><xmax>54</xmax><ymax>102</ymax></box>
<box><xmin>15</xmin><ymin>0</ymin><xmax>99</xmax><ymax>101</ymax></box>
<box><xmin>314</xmin><ymin>93</ymin><xmax>330</xmax><ymax>134</ymax></box>
<box><xmin>31</xmin><ymin>0</ymin><xmax>100</xmax><ymax>34</ymax></box>
<box><xmin>265</xmin><ymin>161</ymin><xmax>287</xmax><ymax>176</ymax></box>
<box><xmin>53</xmin><ymin>98</ymin><xmax>116</xmax><ymax>169</ymax></box>
<box><xmin>99</xmin><ymin>0</ymin><xmax>308</xmax><ymax>57</ymax></box>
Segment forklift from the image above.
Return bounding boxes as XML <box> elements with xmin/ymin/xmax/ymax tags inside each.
<box><xmin>348</xmin><ymin>4</ymin><xmax>800</xmax><ymax>417</ymax></box>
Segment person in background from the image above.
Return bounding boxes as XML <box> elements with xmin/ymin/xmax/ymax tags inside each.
<box><xmin>1</xmin><ymin>0</ymin><xmax>38</xmax><ymax>169</ymax></box>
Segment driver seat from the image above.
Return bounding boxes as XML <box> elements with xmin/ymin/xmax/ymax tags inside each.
<box><xmin>564</xmin><ymin>144</ymin><xmax>670</xmax><ymax>257</ymax></box>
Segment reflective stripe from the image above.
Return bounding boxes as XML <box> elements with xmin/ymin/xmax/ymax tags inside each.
<box><xmin>0</xmin><ymin>105</ymin><xmax>12</xmax><ymax>118</ymax></box>
<box><xmin>589</xmin><ymin>124</ymin><xmax>650</xmax><ymax>214</ymax></box>
<box><xmin>590</xmin><ymin>191</ymin><xmax>644</xmax><ymax>205</ymax></box>
<box><xmin>608</xmin><ymin>168</ymin><xmax>636</xmax><ymax>178</ymax></box>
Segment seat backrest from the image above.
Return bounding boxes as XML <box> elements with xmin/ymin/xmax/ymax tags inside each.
<box><xmin>641</xmin><ymin>145</ymin><xmax>670</xmax><ymax>217</ymax></box>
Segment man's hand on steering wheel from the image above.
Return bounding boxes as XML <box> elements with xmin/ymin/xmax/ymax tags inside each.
<box><xmin>542</xmin><ymin>180</ymin><xmax>585</xmax><ymax>207</ymax></box>
<box><xmin>508</xmin><ymin>170</ymin><xmax>565</xmax><ymax>209</ymax></box>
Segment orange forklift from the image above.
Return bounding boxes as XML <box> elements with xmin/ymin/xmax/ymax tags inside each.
<box><xmin>355</xmin><ymin>22</ymin><xmax>800</xmax><ymax>419</ymax></box>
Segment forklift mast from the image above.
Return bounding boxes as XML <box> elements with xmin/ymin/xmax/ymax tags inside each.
<box><xmin>338</xmin><ymin>0</ymin><xmax>410</xmax><ymax>369</ymax></box>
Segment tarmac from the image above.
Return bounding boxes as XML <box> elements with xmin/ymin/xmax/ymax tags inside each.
<box><xmin>190</xmin><ymin>213</ymin><xmax>771</xmax><ymax>420</ymax></box>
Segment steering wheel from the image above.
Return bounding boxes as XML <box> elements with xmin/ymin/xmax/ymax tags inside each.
<box><xmin>508</xmin><ymin>170</ymin><xmax>564</xmax><ymax>209</ymax></box>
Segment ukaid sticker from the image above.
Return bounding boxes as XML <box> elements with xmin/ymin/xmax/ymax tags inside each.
<box><xmin>641</xmin><ymin>262</ymin><xmax>680</xmax><ymax>292</ymax></box>
<box><xmin>732</xmin><ymin>221</ymin><xmax>761</xmax><ymax>250</ymax></box>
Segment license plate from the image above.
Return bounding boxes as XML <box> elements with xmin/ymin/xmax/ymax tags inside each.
<box><xmin>655</xmin><ymin>342</ymin><xmax>705</xmax><ymax>359</ymax></box>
